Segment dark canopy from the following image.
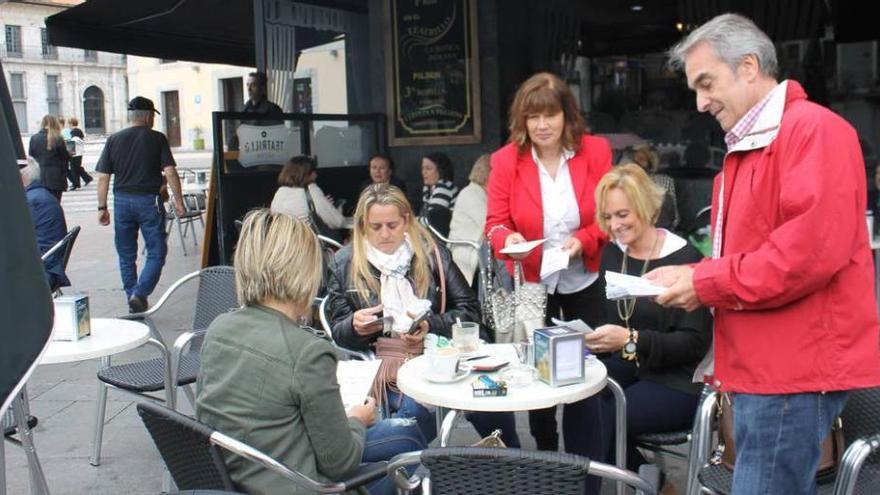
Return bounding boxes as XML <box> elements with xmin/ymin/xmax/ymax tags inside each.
<box><xmin>46</xmin><ymin>0</ymin><xmax>257</xmax><ymax>66</ymax></box>
<box><xmin>46</xmin><ymin>0</ymin><xmax>368</xmax><ymax>66</ymax></box>
<box><xmin>0</xmin><ymin>60</ymin><xmax>54</xmax><ymax>418</ymax></box>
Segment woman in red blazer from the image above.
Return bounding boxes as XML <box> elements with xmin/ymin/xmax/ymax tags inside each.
<box><xmin>485</xmin><ymin>72</ymin><xmax>612</xmax><ymax>451</ymax></box>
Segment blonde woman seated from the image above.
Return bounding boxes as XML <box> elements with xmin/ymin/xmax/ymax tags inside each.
<box><xmin>326</xmin><ymin>183</ymin><xmax>520</xmax><ymax>447</ymax></box>
<box><xmin>270</xmin><ymin>155</ymin><xmax>347</xmax><ymax>231</ymax></box>
<box><xmin>448</xmin><ymin>154</ymin><xmax>491</xmax><ymax>286</ymax></box>
<box><xmin>196</xmin><ymin>209</ymin><xmax>424</xmax><ymax>495</ymax></box>
<box><xmin>564</xmin><ymin>163</ymin><xmax>712</xmax><ymax>493</ymax></box>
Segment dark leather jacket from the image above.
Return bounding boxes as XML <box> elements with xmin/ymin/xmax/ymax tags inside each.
<box><xmin>327</xmin><ymin>243</ymin><xmax>485</xmax><ymax>352</ymax></box>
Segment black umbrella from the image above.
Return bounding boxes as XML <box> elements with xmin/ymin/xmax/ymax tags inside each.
<box><xmin>0</xmin><ymin>60</ymin><xmax>54</xmax><ymax>417</ymax></box>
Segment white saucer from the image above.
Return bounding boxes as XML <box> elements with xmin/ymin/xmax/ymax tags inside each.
<box><xmin>424</xmin><ymin>368</ymin><xmax>471</xmax><ymax>383</ymax></box>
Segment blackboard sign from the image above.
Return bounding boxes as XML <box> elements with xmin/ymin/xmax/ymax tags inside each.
<box><xmin>386</xmin><ymin>0</ymin><xmax>481</xmax><ymax>146</ymax></box>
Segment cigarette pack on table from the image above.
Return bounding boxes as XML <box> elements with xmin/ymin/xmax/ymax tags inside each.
<box><xmin>472</xmin><ymin>375</ymin><xmax>508</xmax><ymax>397</ymax></box>
<box><xmin>52</xmin><ymin>294</ymin><xmax>91</xmax><ymax>341</ymax></box>
<box><xmin>533</xmin><ymin>326</ymin><xmax>585</xmax><ymax>387</ymax></box>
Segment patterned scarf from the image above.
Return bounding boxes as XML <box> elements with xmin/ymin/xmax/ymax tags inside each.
<box><xmin>364</xmin><ymin>234</ymin><xmax>429</xmax><ymax>333</ymax></box>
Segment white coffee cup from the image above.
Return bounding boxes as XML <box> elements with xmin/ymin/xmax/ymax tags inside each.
<box><xmin>428</xmin><ymin>347</ymin><xmax>460</xmax><ymax>378</ymax></box>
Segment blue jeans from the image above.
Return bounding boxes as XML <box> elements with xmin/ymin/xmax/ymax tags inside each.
<box><xmin>732</xmin><ymin>391</ymin><xmax>849</xmax><ymax>495</ymax></box>
<box><xmin>113</xmin><ymin>192</ymin><xmax>167</xmax><ymax>300</ymax></box>
<box><xmin>385</xmin><ymin>389</ymin><xmax>521</xmax><ymax>447</ymax></box>
<box><xmin>361</xmin><ymin>418</ymin><xmax>426</xmax><ymax>495</ymax></box>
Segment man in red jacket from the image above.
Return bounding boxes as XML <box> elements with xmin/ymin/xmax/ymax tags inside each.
<box><xmin>650</xmin><ymin>13</ymin><xmax>880</xmax><ymax>494</ymax></box>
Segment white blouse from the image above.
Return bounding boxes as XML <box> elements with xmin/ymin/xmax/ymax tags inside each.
<box><xmin>270</xmin><ymin>183</ymin><xmax>346</xmax><ymax>229</ymax></box>
<box><xmin>532</xmin><ymin>147</ymin><xmax>599</xmax><ymax>295</ymax></box>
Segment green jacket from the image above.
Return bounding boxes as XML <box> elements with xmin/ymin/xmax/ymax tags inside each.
<box><xmin>196</xmin><ymin>305</ymin><xmax>367</xmax><ymax>494</ymax></box>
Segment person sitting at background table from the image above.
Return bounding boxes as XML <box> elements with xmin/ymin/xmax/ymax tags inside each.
<box><xmin>448</xmin><ymin>153</ymin><xmax>491</xmax><ymax>286</ymax></box>
<box><xmin>420</xmin><ymin>151</ymin><xmax>458</xmax><ymax>237</ymax></box>
<box><xmin>326</xmin><ymin>183</ymin><xmax>520</xmax><ymax>447</ymax></box>
<box><xmin>564</xmin><ymin>163</ymin><xmax>712</xmax><ymax>493</ymax></box>
<box><xmin>620</xmin><ymin>143</ymin><xmax>679</xmax><ymax>231</ymax></box>
<box><xmin>196</xmin><ymin>208</ymin><xmax>425</xmax><ymax>495</ymax></box>
<box><xmin>21</xmin><ymin>158</ymin><xmax>70</xmax><ymax>291</ymax></box>
<box><xmin>484</xmin><ymin>71</ymin><xmax>612</xmax><ymax>452</ymax></box>
<box><xmin>360</xmin><ymin>154</ymin><xmax>407</xmax><ymax>194</ymax></box>
<box><xmin>271</xmin><ymin>155</ymin><xmax>347</xmax><ymax>238</ymax></box>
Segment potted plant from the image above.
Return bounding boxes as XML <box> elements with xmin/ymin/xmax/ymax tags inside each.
<box><xmin>192</xmin><ymin>126</ymin><xmax>205</xmax><ymax>150</ymax></box>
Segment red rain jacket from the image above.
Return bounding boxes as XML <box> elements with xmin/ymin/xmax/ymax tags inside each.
<box><xmin>694</xmin><ymin>81</ymin><xmax>880</xmax><ymax>393</ymax></box>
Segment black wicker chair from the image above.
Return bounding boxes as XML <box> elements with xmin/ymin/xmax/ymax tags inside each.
<box><xmin>91</xmin><ymin>266</ymin><xmax>237</xmax><ymax>466</ymax></box>
<box><xmin>388</xmin><ymin>447</ymin><xmax>659</xmax><ymax>495</ymax></box>
<box><xmin>40</xmin><ymin>225</ymin><xmax>80</xmax><ymax>294</ymax></box>
<box><xmin>695</xmin><ymin>387</ymin><xmax>880</xmax><ymax>495</ymax></box>
<box><xmin>136</xmin><ymin>401</ymin><xmax>388</xmax><ymax>494</ymax></box>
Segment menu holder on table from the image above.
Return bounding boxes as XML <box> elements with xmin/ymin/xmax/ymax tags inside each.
<box><xmin>533</xmin><ymin>326</ymin><xmax>585</xmax><ymax>387</ymax></box>
<box><xmin>52</xmin><ymin>294</ymin><xmax>91</xmax><ymax>341</ymax></box>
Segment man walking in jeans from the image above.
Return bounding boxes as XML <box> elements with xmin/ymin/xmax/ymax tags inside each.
<box><xmin>96</xmin><ymin>96</ymin><xmax>185</xmax><ymax>313</ymax></box>
<box><xmin>650</xmin><ymin>14</ymin><xmax>880</xmax><ymax>494</ymax></box>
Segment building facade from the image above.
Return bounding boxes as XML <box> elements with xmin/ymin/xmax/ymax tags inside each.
<box><xmin>1</xmin><ymin>0</ymin><xmax>127</xmax><ymax>135</ymax></box>
<box><xmin>126</xmin><ymin>56</ymin><xmax>253</xmax><ymax>150</ymax></box>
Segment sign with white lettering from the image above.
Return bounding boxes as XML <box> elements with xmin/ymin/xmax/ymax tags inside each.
<box><xmin>235</xmin><ymin>124</ymin><xmax>298</xmax><ymax>167</ymax></box>
<box><xmin>386</xmin><ymin>0</ymin><xmax>481</xmax><ymax>146</ymax></box>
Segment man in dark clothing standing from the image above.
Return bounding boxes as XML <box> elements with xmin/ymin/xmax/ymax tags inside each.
<box><xmin>243</xmin><ymin>71</ymin><xmax>283</xmax><ymax>115</ymax></box>
<box><xmin>21</xmin><ymin>159</ymin><xmax>70</xmax><ymax>290</ymax></box>
<box><xmin>95</xmin><ymin>96</ymin><xmax>185</xmax><ymax>313</ymax></box>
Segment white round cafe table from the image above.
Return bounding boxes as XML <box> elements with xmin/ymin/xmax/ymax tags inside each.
<box><xmin>397</xmin><ymin>343</ymin><xmax>607</xmax><ymax>446</ymax></box>
<box><xmin>40</xmin><ymin>318</ymin><xmax>151</xmax><ymax>365</ymax></box>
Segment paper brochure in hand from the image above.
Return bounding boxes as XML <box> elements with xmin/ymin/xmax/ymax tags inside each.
<box><xmin>499</xmin><ymin>239</ymin><xmax>546</xmax><ymax>255</ymax></box>
<box><xmin>540</xmin><ymin>246</ymin><xmax>570</xmax><ymax>279</ymax></box>
<box><xmin>337</xmin><ymin>359</ymin><xmax>381</xmax><ymax>410</ymax></box>
<box><xmin>550</xmin><ymin>317</ymin><xmax>594</xmax><ymax>334</ymax></box>
<box><xmin>604</xmin><ymin>270</ymin><xmax>667</xmax><ymax>300</ymax></box>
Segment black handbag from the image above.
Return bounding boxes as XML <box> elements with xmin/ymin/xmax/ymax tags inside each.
<box><xmin>303</xmin><ymin>187</ymin><xmax>343</xmax><ymax>243</ymax></box>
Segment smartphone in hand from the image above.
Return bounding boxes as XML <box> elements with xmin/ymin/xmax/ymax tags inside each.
<box><xmin>364</xmin><ymin>315</ymin><xmax>393</xmax><ymax>331</ymax></box>
<box><xmin>406</xmin><ymin>311</ymin><xmax>431</xmax><ymax>334</ymax></box>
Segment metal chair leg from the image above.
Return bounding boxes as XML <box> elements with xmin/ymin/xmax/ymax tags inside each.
<box><xmin>176</xmin><ymin>218</ymin><xmax>188</xmax><ymax>256</ymax></box>
<box><xmin>14</xmin><ymin>394</ymin><xmax>50</xmax><ymax>495</ymax></box>
<box><xmin>90</xmin><ymin>357</ymin><xmax>110</xmax><ymax>466</ymax></box>
<box><xmin>686</xmin><ymin>389</ymin><xmax>717</xmax><ymax>495</ymax></box>
<box><xmin>607</xmin><ymin>377</ymin><xmax>627</xmax><ymax>495</ymax></box>
<box><xmin>439</xmin><ymin>409</ymin><xmax>461</xmax><ymax>447</ymax></box>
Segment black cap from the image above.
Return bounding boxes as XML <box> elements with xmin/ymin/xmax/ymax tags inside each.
<box><xmin>128</xmin><ymin>96</ymin><xmax>160</xmax><ymax>114</ymax></box>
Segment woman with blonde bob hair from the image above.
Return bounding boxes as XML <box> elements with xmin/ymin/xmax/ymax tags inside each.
<box><xmin>327</xmin><ymin>184</ymin><xmax>520</xmax><ymax>446</ymax></box>
<box><xmin>563</xmin><ymin>164</ymin><xmax>712</xmax><ymax>491</ymax></box>
<box><xmin>28</xmin><ymin>114</ymin><xmax>71</xmax><ymax>199</ymax></box>
<box><xmin>197</xmin><ymin>209</ymin><xmax>424</xmax><ymax>495</ymax></box>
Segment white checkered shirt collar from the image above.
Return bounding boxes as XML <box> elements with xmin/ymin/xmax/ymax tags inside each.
<box><xmin>724</xmin><ymin>86</ymin><xmax>779</xmax><ymax>148</ymax></box>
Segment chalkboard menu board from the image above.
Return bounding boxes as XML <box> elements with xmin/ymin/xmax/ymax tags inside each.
<box><xmin>386</xmin><ymin>0</ymin><xmax>481</xmax><ymax>146</ymax></box>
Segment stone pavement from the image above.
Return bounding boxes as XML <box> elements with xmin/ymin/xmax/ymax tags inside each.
<box><xmin>4</xmin><ymin>189</ymin><xmax>687</xmax><ymax>494</ymax></box>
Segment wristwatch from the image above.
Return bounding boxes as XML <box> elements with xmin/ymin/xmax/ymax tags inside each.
<box><xmin>97</xmin><ymin>205</ymin><xmax>107</xmax><ymax>211</ymax></box>
<box><xmin>622</xmin><ymin>329</ymin><xmax>638</xmax><ymax>360</ymax></box>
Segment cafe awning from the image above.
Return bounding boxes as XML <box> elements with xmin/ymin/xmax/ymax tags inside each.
<box><xmin>46</xmin><ymin>0</ymin><xmax>256</xmax><ymax>66</ymax></box>
<box><xmin>45</xmin><ymin>0</ymin><xmax>366</xmax><ymax>67</ymax></box>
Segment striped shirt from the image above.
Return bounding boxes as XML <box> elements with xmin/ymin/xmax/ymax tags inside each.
<box><xmin>422</xmin><ymin>179</ymin><xmax>459</xmax><ymax>209</ymax></box>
